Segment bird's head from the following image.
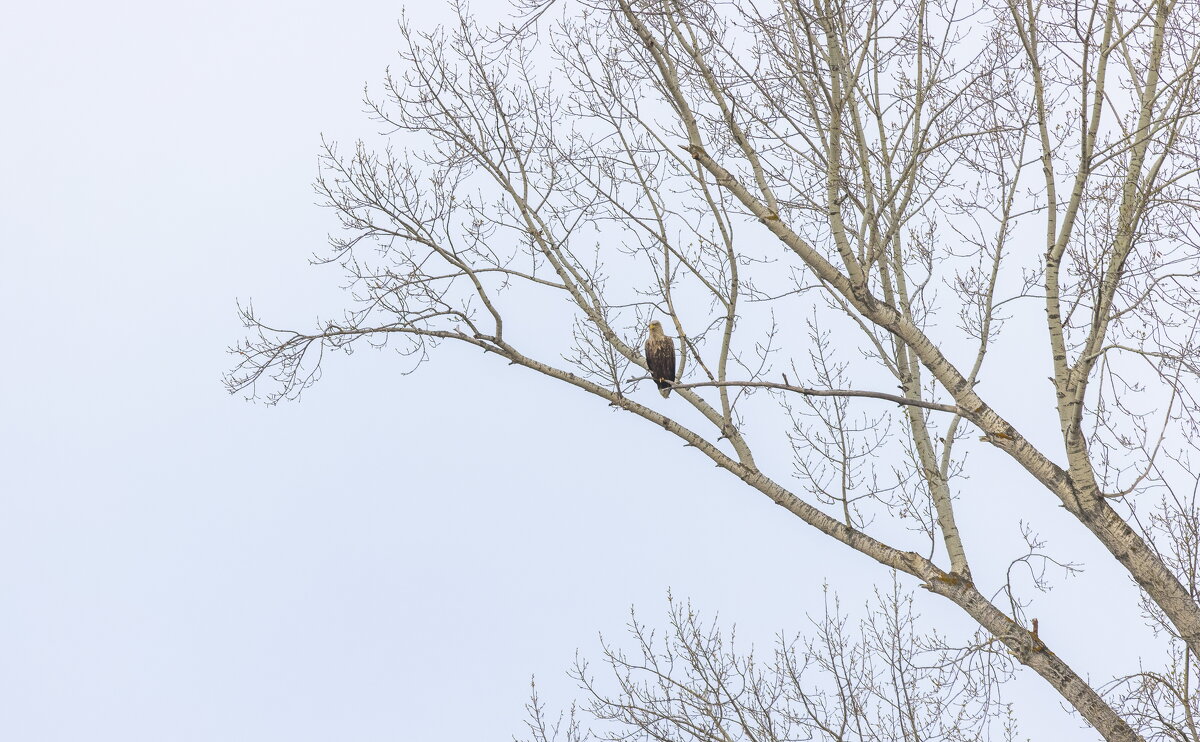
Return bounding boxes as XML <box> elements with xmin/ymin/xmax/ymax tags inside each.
<box><xmin>648</xmin><ymin>320</ymin><xmax>663</xmax><ymax>333</ymax></box>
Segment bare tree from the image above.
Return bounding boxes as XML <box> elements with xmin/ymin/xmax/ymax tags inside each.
<box><xmin>227</xmin><ymin>0</ymin><xmax>1200</xmax><ymax>739</ymax></box>
<box><xmin>520</xmin><ymin>585</ymin><xmax>1018</xmax><ymax>742</ymax></box>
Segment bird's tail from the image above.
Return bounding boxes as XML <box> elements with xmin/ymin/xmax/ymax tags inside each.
<box><xmin>657</xmin><ymin>380</ymin><xmax>672</xmax><ymax>398</ymax></box>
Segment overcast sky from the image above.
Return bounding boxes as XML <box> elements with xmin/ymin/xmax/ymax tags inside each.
<box><xmin>0</xmin><ymin>2</ymin><xmax>1152</xmax><ymax>740</ymax></box>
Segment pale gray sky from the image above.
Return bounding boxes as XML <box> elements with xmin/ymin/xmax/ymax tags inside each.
<box><xmin>0</xmin><ymin>2</ymin><xmax>1145</xmax><ymax>740</ymax></box>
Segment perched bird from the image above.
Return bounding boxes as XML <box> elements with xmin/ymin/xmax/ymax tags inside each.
<box><xmin>645</xmin><ymin>320</ymin><xmax>677</xmax><ymax>398</ymax></box>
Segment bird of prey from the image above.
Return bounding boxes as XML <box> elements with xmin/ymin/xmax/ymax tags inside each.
<box><xmin>645</xmin><ymin>320</ymin><xmax>677</xmax><ymax>398</ymax></box>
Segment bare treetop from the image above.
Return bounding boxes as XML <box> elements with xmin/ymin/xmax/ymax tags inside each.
<box><xmin>229</xmin><ymin>1</ymin><xmax>1200</xmax><ymax>739</ymax></box>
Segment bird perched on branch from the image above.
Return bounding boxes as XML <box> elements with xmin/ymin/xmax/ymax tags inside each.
<box><xmin>645</xmin><ymin>320</ymin><xmax>677</xmax><ymax>398</ymax></box>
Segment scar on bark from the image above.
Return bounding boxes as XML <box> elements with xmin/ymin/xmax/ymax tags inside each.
<box><xmin>931</xmin><ymin>571</ymin><xmax>972</xmax><ymax>586</ymax></box>
<box><xmin>921</xmin><ymin>569</ymin><xmax>973</xmax><ymax>589</ymax></box>
<box><xmin>978</xmin><ymin>431</ymin><xmax>1014</xmax><ymax>442</ymax></box>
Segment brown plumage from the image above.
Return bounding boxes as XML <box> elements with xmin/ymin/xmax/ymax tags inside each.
<box><xmin>645</xmin><ymin>320</ymin><xmax>677</xmax><ymax>398</ymax></box>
